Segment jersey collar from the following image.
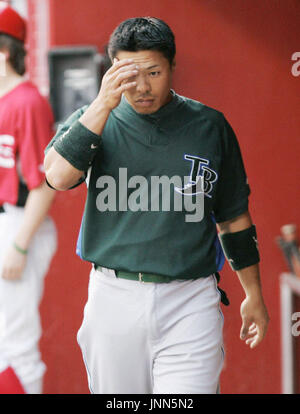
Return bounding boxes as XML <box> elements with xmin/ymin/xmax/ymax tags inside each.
<box><xmin>118</xmin><ymin>90</ymin><xmax>184</xmax><ymax>122</ymax></box>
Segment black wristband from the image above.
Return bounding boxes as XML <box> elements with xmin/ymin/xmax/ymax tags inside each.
<box><xmin>218</xmin><ymin>224</ymin><xmax>260</xmax><ymax>271</ymax></box>
<box><xmin>53</xmin><ymin>120</ymin><xmax>101</xmax><ymax>172</ymax></box>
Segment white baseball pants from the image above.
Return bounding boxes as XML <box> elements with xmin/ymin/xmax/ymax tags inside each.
<box><xmin>77</xmin><ymin>266</ymin><xmax>224</xmax><ymax>394</ymax></box>
<box><xmin>0</xmin><ymin>203</ymin><xmax>57</xmax><ymax>394</ymax></box>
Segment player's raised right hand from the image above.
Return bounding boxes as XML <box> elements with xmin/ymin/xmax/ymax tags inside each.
<box><xmin>78</xmin><ymin>58</ymin><xmax>138</xmax><ymax>136</ymax></box>
<box><xmin>96</xmin><ymin>58</ymin><xmax>138</xmax><ymax>111</ymax></box>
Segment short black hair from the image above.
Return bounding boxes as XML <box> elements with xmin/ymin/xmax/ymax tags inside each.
<box><xmin>108</xmin><ymin>17</ymin><xmax>176</xmax><ymax>65</ymax></box>
<box><xmin>0</xmin><ymin>33</ymin><xmax>26</xmax><ymax>75</ymax></box>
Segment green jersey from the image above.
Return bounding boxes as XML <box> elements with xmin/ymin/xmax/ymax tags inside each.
<box><xmin>46</xmin><ymin>91</ymin><xmax>250</xmax><ymax>279</ymax></box>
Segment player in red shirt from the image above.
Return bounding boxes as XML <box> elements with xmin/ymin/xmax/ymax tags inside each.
<box><xmin>0</xmin><ymin>3</ymin><xmax>57</xmax><ymax>394</ymax></box>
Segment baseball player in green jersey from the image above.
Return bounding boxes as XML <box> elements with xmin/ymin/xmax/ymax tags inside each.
<box><xmin>44</xmin><ymin>17</ymin><xmax>269</xmax><ymax>394</ymax></box>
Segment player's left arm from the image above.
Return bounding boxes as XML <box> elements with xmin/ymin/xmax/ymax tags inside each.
<box><xmin>1</xmin><ymin>181</ymin><xmax>56</xmax><ymax>280</ymax></box>
<box><xmin>217</xmin><ymin>211</ymin><xmax>270</xmax><ymax>348</ymax></box>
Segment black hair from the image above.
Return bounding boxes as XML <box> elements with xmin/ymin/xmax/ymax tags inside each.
<box><xmin>108</xmin><ymin>17</ymin><xmax>176</xmax><ymax>65</ymax></box>
<box><xmin>0</xmin><ymin>33</ymin><xmax>26</xmax><ymax>75</ymax></box>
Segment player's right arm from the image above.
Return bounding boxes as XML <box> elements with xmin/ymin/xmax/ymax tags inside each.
<box><xmin>217</xmin><ymin>211</ymin><xmax>269</xmax><ymax>349</ymax></box>
<box><xmin>44</xmin><ymin>58</ymin><xmax>138</xmax><ymax>191</ymax></box>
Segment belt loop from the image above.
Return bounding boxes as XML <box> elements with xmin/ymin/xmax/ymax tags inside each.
<box><xmin>110</xmin><ymin>268</ymin><xmax>117</xmax><ymax>278</ymax></box>
<box><xmin>101</xmin><ymin>266</ymin><xmax>117</xmax><ymax>278</ymax></box>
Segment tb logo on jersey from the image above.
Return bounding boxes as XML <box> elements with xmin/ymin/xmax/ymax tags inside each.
<box><xmin>175</xmin><ymin>154</ymin><xmax>218</xmax><ymax>198</ymax></box>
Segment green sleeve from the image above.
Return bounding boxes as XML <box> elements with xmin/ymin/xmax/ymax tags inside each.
<box><xmin>45</xmin><ymin>104</ymin><xmax>102</xmax><ymax>172</ymax></box>
<box><xmin>45</xmin><ymin>106</ymin><xmax>88</xmax><ymax>155</ymax></box>
<box><xmin>213</xmin><ymin>115</ymin><xmax>251</xmax><ymax>223</ymax></box>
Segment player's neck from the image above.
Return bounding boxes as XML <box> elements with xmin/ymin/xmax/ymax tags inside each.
<box><xmin>0</xmin><ymin>66</ymin><xmax>25</xmax><ymax>98</ymax></box>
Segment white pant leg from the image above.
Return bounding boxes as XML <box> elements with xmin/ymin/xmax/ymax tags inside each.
<box><xmin>23</xmin><ymin>377</ymin><xmax>43</xmax><ymax>394</ymax></box>
<box><xmin>77</xmin><ymin>268</ymin><xmax>153</xmax><ymax>394</ymax></box>
<box><xmin>0</xmin><ymin>204</ymin><xmax>57</xmax><ymax>393</ymax></box>
<box><xmin>77</xmin><ymin>268</ymin><xmax>224</xmax><ymax>394</ymax></box>
<box><xmin>152</xmin><ymin>275</ymin><xmax>224</xmax><ymax>394</ymax></box>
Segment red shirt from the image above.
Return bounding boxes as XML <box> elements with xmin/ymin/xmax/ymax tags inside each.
<box><xmin>0</xmin><ymin>81</ymin><xmax>54</xmax><ymax>205</ymax></box>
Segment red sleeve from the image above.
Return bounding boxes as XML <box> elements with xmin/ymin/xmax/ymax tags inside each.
<box><xmin>17</xmin><ymin>90</ymin><xmax>54</xmax><ymax>190</ymax></box>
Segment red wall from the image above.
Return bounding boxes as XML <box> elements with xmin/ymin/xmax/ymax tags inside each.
<box><xmin>37</xmin><ymin>0</ymin><xmax>300</xmax><ymax>394</ymax></box>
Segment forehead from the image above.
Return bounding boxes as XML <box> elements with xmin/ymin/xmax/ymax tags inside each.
<box><xmin>115</xmin><ymin>50</ymin><xmax>168</xmax><ymax>68</ymax></box>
